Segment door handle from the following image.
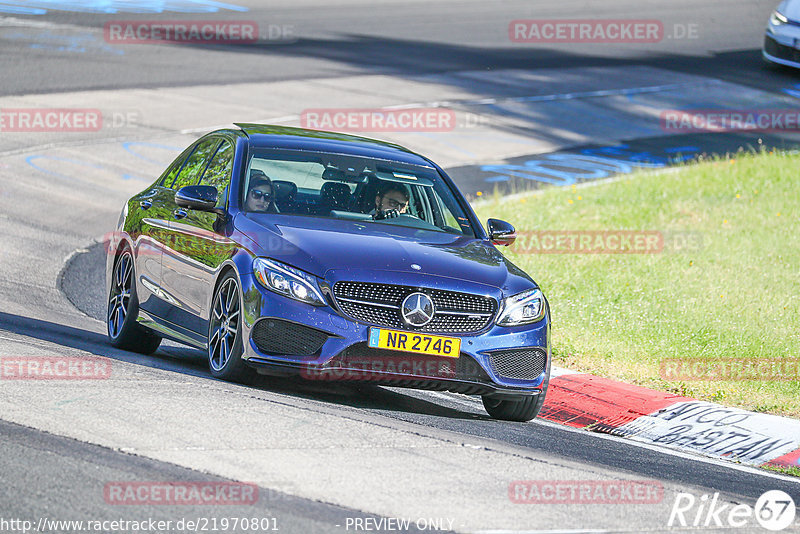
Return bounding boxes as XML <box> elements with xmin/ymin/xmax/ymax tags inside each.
<box><xmin>139</xmin><ymin>200</ymin><xmax>152</xmax><ymax>210</ymax></box>
<box><xmin>172</xmin><ymin>209</ymin><xmax>188</xmax><ymax>220</ymax></box>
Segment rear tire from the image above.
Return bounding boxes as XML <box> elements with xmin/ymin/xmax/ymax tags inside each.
<box><xmin>207</xmin><ymin>271</ymin><xmax>251</xmax><ymax>382</ymax></box>
<box><xmin>107</xmin><ymin>248</ymin><xmax>162</xmax><ymax>354</ymax></box>
<box><xmin>482</xmin><ymin>364</ymin><xmax>551</xmax><ymax>422</ymax></box>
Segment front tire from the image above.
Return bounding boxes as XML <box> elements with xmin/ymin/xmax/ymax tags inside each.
<box><xmin>208</xmin><ymin>272</ymin><xmax>251</xmax><ymax>382</ymax></box>
<box><xmin>482</xmin><ymin>366</ymin><xmax>551</xmax><ymax>422</ymax></box>
<box><xmin>107</xmin><ymin>248</ymin><xmax>162</xmax><ymax>354</ymax></box>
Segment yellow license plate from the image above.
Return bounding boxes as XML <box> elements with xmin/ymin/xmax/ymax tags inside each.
<box><xmin>368</xmin><ymin>328</ymin><xmax>461</xmax><ymax>358</ymax></box>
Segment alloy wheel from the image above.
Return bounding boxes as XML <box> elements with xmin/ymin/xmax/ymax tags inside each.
<box><xmin>108</xmin><ymin>252</ymin><xmax>133</xmax><ymax>339</ymax></box>
<box><xmin>209</xmin><ymin>277</ymin><xmax>240</xmax><ymax>371</ymax></box>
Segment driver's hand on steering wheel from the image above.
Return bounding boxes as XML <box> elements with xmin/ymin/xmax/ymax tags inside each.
<box><xmin>373</xmin><ymin>208</ymin><xmax>400</xmax><ymax>220</ymax></box>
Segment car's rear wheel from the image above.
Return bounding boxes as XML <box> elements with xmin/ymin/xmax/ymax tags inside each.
<box><xmin>208</xmin><ymin>272</ymin><xmax>251</xmax><ymax>381</ymax></box>
<box><xmin>482</xmin><ymin>367</ymin><xmax>550</xmax><ymax>422</ymax></box>
<box><xmin>107</xmin><ymin>248</ymin><xmax>162</xmax><ymax>354</ymax></box>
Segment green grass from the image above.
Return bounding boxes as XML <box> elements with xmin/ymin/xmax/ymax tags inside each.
<box><xmin>763</xmin><ymin>465</ymin><xmax>800</xmax><ymax>478</ymax></box>
<box><xmin>472</xmin><ymin>150</ymin><xmax>800</xmax><ymax>417</ymax></box>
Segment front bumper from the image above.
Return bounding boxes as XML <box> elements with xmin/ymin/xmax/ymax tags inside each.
<box><xmin>764</xmin><ymin>31</ymin><xmax>800</xmax><ymax>68</ymax></box>
<box><xmin>238</xmin><ymin>271</ymin><xmax>550</xmax><ymax>397</ymax></box>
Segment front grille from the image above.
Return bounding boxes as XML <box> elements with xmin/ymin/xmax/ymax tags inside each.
<box><xmin>326</xmin><ymin>342</ymin><xmax>493</xmax><ymax>384</ymax></box>
<box><xmin>488</xmin><ymin>348</ymin><xmax>547</xmax><ymax>380</ymax></box>
<box><xmin>251</xmin><ymin>318</ymin><xmax>329</xmax><ymax>356</ymax></box>
<box><xmin>333</xmin><ymin>281</ymin><xmax>497</xmax><ymax>334</ymax></box>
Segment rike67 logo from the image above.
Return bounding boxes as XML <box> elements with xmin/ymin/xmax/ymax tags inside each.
<box><xmin>669</xmin><ymin>490</ymin><xmax>796</xmax><ymax>531</ymax></box>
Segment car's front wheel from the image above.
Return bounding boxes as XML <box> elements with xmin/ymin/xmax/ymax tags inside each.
<box><xmin>107</xmin><ymin>248</ymin><xmax>162</xmax><ymax>354</ymax></box>
<box><xmin>208</xmin><ymin>271</ymin><xmax>251</xmax><ymax>382</ymax></box>
<box><xmin>482</xmin><ymin>367</ymin><xmax>550</xmax><ymax>422</ymax></box>
<box><xmin>482</xmin><ymin>394</ymin><xmax>544</xmax><ymax>422</ymax></box>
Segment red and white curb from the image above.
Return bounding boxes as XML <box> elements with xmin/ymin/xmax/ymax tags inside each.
<box><xmin>542</xmin><ymin>368</ymin><xmax>800</xmax><ymax>468</ymax></box>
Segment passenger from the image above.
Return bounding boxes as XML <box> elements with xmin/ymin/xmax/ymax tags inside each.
<box><xmin>245</xmin><ymin>170</ymin><xmax>277</xmax><ymax>213</ymax></box>
<box><xmin>372</xmin><ymin>182</ymin><xmax>409</xmax><ymax>219</ymax></box>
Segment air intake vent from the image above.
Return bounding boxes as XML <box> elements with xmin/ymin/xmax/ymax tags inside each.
<box><xmin>488</xmin><ymin>348</ymin><xmax>547</xmax><ymax>380</ymax></box>
<box><xmin>251</xmin><ymin>319</ymin><xmax>329</xmax><ymax>356</ymax></box>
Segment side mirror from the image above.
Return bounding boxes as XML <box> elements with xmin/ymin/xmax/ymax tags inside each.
<box><xmin>487</xmin><ymin>218</ymin><xmax>516</xmax><ymax>246</ymax></box>
<box><xmin>175</xmin><ymin>185</ymin><xmax>223</xmax><ymax>215</ymax></box>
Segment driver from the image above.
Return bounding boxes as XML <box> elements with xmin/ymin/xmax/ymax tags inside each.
<box><xmin>372</xmin><ymin>183</ymin><xmax>409</xmax><ymax>220</ymax></box>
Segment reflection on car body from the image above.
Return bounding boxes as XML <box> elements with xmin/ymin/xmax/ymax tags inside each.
<box><xmin>106</xmin><ymin>124</ymin><xmax>551</xmax><ymax>421</ymax></box>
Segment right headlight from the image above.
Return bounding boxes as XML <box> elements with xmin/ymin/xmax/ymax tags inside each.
<box><xmin>770</xmin><ymin>10</ymin><xmax>788</xmax><ymax>26</ymax></box>
<box><xmin>253</xmin><ymin>258</ymin><xmax>326</xmax><ymax>306</ymax></box>
<box><xmin>496</xmin><ymin>288</ymin><xmax>546</xmax><ymax>326</ymax></box>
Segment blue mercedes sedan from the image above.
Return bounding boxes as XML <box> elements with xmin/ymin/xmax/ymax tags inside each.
<box><xmin>106</xmin><ymin>124</ymin><xmax>550</xmax><ymax>421</ymax></box>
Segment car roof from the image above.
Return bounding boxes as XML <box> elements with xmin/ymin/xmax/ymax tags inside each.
<box><xmin>234</xmin><ymin>123</ymin><xmax>434</xmax><ymax>167</ymax></box>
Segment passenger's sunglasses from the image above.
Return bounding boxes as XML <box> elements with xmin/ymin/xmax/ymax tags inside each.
<box><xmin>249</xmin><ymin>189</ymin><xmax>272</xmax><ymax>200</ymax></box>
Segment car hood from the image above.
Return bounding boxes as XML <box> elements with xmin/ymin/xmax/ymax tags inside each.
<box><xmin>780</xmin><ymin>0</ymin><xmax>800</xmax><ymax>20</ymax></box>
<box><xmin>235</xmin><ymin>214</ymin><xmax>535</xmax><ymax>292</ymax></box>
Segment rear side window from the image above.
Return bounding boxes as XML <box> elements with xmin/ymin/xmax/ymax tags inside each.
<box><xmin>167</xmin><ymin>138</ymin><xmax>219</xmax><ymax>190</ymax></box>
<box><xmin>158</xmin><ymin>153</ymin><xmax>189</xmax><ymax>188</ymax></box>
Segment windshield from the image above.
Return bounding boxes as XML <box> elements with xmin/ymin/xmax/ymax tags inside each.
<box><xmin>242</xmin><ymin>149</ymin><xmax>476</xmax><ymax>237</ymax></box>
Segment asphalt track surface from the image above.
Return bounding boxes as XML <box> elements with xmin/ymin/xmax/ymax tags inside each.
<box><xmin>0</xmin><ymin>0</ymin><xmax>798</xmax><ymax>97</ymax></box>
<box><xmin>2</xmin><ymin>1</ymin><xmax>800</xmax><ymax>533</ymax></box>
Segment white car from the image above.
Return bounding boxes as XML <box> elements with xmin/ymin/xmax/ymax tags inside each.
<box><xmin>764</xmin><ymin>0</ymin><xmax>800</xmax><ymax>68</ymax></box>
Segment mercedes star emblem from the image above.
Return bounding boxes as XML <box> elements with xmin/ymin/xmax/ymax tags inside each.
<box><xmin>400</xmin><ymin>292</ymin><xmax>435</xmax><ymax>327</ymax></box>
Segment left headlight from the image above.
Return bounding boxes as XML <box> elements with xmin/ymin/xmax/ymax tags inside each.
<box><xmin>253</xmin><ymin>258</ymin><xmax>326</xmax><ymax>306</ymax></box>
<box><xmin>770</xmin><ymin>10</ymin><xmax>788</xmax><ymax>26</ymax></box>
<box><xmin>496</xmin><ymin>288</ymin><xmax>546</xmax><ymax>326</ymax></box>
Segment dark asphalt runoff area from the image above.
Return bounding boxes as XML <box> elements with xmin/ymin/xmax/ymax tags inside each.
<box><xmin>0</xmin><ymin>419</ymin><xmax>417</xmax><ymax>534</ymax></box>
<box><xmin>0</xmin><ymin>0</ymin><xmax>797</xmax><ymax>97</ymax></box>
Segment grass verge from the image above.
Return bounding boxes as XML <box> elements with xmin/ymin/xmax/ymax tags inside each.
<box><xmin>472</xmin><ymin>150</ymin><xmax>799</xmax><ymax>417</ymax></box>
<box><xmin>763</xmin><ymin>465</ymin><xmax>800</xmax><ymax>478</ymax></box>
